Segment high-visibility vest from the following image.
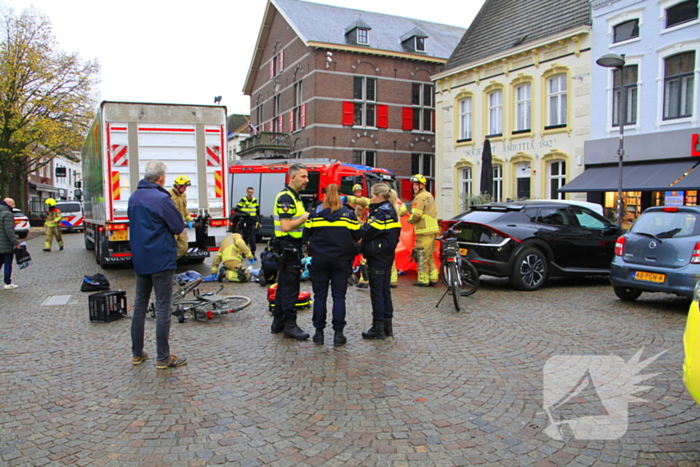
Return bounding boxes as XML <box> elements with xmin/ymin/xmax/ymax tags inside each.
<box><xmin>273</xmin><ymin>187</ymin><xmax>305</xmax><ymax>239</ymax></box>
<box><xmin>236</xmin><ymin>197</ymin><xmax>259</xmax><ymax>217</ymax></box>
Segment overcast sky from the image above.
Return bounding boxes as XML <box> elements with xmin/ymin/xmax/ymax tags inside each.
<box><xmin>0</xmin><ymin>0</ymin><xmax>484</xmax><ymax>116</ymax></box>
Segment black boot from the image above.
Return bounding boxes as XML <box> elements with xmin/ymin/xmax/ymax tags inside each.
<box><xmin>313</xmin><ymin>328</ymin><xmax>324</xmax><ymax>345</ymax></box>
<box><xmin>362</xmin><ymin>320</ymin><xmax>386</xmax><ymax>340</ymax></box>
<box><xmin>271</xmin><ymin>314</ymin><xmax>285</xmax><ymax>334</ymax></box>
<box><xmin>283</xmin><ymin>317</ymin><xmax>310</xmax><ymax>340</ymax></box>
<box><xmin>384</xmin><ymin>318</ymin><xmax>393</xmax><ymax>337</ymax></box>
<box><xmin>334</xmin><ymin>331</ymin><xmax>347</xmax><ymax>347</ymax></box>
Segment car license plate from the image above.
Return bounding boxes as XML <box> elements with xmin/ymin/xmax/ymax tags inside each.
<box><xmin>459</xmin><ymin>248</ymin><xmax>469</xmax><ymax>256</ymax></box>
<box><xmin>110</xmin><ymin>230</ymin><xmax>128</xmax><ymax>242</ymax></box>
<box><xmin>633</xmin><ymin>271</ymin><xmax>665</xmax><ymax>283</ymax></box>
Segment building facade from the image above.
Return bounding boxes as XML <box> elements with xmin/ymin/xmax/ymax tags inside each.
<box><xmin>432</xmin><ymin>0</ymin><xmax>593</xmax><ymax>220</ymax></box>
<box><xmin>562</xmin><ymin>0</ymin><xmax>699</xmax><ymax>226</ymax></box>
<box><xmin>242</xmin><ymin>0</ymin><xmax>465</xmax><ymax>197</ymax></box>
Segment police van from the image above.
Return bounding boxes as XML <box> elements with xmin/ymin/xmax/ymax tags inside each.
<box><xmin>55</xmin><ymin>200</ymin><xmax>84</xmax><ymax>233</ymax></box>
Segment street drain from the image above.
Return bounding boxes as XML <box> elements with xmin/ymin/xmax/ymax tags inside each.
<box><xmin>42</xmin><ymin>295</ymin><xmax>73</xmax><ymax>306</ymax></box>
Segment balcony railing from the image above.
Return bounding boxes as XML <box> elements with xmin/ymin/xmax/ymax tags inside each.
<box><xmin>238</xmin><ymin>132</ymin><xmax>291</xmax><ymax>158</ymax></box>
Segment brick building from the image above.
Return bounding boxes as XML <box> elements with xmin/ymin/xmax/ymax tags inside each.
<box><xmin>242</xmin><ymin>0</ymin><xmax>465</xmax><ymax>197</ymax></box>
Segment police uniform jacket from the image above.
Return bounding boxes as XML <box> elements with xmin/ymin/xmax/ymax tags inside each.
<box><xmin>360</xmin><ymin>200</ymin><xmax>400</xmax><ymax>263</ymax></box>
<box><xmin>274</xmin><ymin>185</ymin><xmax>306</xmax><ymax>245</ymax></box>
<box><xmin>304</xmin><ymin>205</ymin><xmax>361</xmax><ymax>261</ymax></box>
<box><xmin>236</xmin><ymin>197</ymin><xmax>260</xmax><ymax>222</ymax></box>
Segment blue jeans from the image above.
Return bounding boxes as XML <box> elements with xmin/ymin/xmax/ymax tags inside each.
<box><xmin>2</xmin><ymin>253</ymin><xmax>13</xmax><ymax>285</ymax></box>
<box><xmin>131</xmin><ymin>270</ymin><xmax>175</xmax><ymax>362</ymax></box>
<box><xmin>311</xmin><ymin>258</ymin><xmax>352</xmax><ymax>331</ymax></box>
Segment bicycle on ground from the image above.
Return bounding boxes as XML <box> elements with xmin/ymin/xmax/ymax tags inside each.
<box><xmin>435</xmin><ymin>221</ymin><xmax>479</xmax><ymax>312</ymax></box>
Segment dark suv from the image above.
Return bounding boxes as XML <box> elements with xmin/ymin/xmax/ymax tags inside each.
<box><xmin>444</xmin><ymin>200</ymin><xmax>621</xmax><ymax>291</ymax></box>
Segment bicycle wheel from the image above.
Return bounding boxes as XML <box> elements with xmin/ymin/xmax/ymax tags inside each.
<box><xmin>459</xmin><ymin>261</ymin><xmax>479</xmax><ymax>297</ymax></box>
<box><xmin>199</xmin><ymin>295</ymin><xmax>252</xmax><ymax>317</ymax></box>
<box><xmin>440</xmin><ymin>262</ymin><xmax>451</xmax><ymax>288</ymax></box>
<box><xmin>449</xmin><ymin>263</ymin><xmax>461</xmax><ymax>312</ymax></box>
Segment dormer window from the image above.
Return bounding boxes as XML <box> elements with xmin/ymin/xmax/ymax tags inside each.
<box><xmin>345</xmin><ymin>18</ymin><xmax>372</xmax><ymax>46</ymax></box>
<box><xmin>357</xmin><ymin>28</ymin><xmax>369</xmax><ymax>45</ymax></box>
<box><xmin>400</xmin><ymin>27</ymin><xmax>428</xmax><ymax>53</ymax></box>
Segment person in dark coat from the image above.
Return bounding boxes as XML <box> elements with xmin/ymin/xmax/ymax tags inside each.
<box><xmin>304</xmin><ymin>184</ymin><xmax>361</xmax><ymax>346</ymax></box>
<box><xmin>128</xmin><ymin>160</ymin><xmax>187</xmax><ymax>370</ymax></box>
<box><xmin>359</xmin><ymin>183</ymin><xmax>401</xmax><ymax>340</ymax></box>
<box><xmin>0</xmin><ymin>198</ymin><xmax>21</xmax><ymax>290</ymax></box>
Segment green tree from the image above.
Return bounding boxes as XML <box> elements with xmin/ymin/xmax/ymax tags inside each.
<box><xmin>0</xmin><ymin>7</ymin><xmax>99</xmax><ymax>211</ymax></box>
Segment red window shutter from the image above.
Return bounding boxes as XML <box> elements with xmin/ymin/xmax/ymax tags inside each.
<box><xmin>280</xmin><ymin>50</ymin><xmax>284</xmax><ymax>72</ymax></box>
<box><xmin>301</xmin><ymin>104</ymin><xmax>306</xmax><ymax>128</ymax></box>
<box><xmin>289</xmin><ymin>111</ymin><xmax>294</xmax><ymax>132</ymax></box>
<box><xmin>402</xmin><ymin>107</ymin><xmax>413</xmax><ymax>130</ymax></box>
<box><xmin>342</xmin><ymin>101</ymin><xmax>354</xmax><ymax>126</ymax></box>
<box><xmin>377</xmin><ymin>105</ymin><xmax>389</xmax><ymax>129</ymax></box>
<box><xmin>269</xmin><ymin>60</ymin><xmax>273</xmax><ymax>79</ymax></box>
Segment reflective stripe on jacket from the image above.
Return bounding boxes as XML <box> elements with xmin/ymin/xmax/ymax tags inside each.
<box><xmin>304</xmin><ymin>205</ymin><xmax>361</xmax><ymax>260</ymax></box>
<box><xmin>274</xmin><ymin>186</ymin><xmax>305</xmax><ymax>239</ymax></box>
<box><xmin>168</xmin><ymin>188</ymin><xmax>188</xmax><ymax>221</ymax></box>
<box><xmin>212</xmin><ymin>233</ymin><xmax>252</xmax><ymax>272</ymax></box>
<box><xmin>236</xmin><ymin>197</ymin><xmax>260</xmax><ymax>219</ymax></box>
<box><xmin>45</xmin><ymin>209</ymin><xmax>62</xmax><ymax>227</ymax></box>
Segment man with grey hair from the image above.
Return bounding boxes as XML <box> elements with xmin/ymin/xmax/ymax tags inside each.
<box><xmin>128</xmin><ymin>160</ymin><xmax>187</xmax><ymax>369</ymax></box>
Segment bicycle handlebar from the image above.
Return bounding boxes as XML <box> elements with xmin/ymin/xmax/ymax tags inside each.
<box><xmin>437</xmin><ymin>221</ymin><xmax>463</xmax><ymax>241</ymax></box>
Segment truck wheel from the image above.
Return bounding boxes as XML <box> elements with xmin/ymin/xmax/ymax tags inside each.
<box><xmin>84</xmin><ymin>229</ymin><xmax>95</xmax><ymax>250</ymax></box>
<box><xmin>510</xmin><ymin>247</ymin><xmax>548</xmax><ymax>291</ymax></box>
<box><xmin>613</xmin><ymin>286</ymin><xmax>642</xmax><ymax>302</ymax></box>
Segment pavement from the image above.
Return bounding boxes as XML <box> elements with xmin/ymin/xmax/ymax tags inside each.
<box><xmin>1</xmin><ymin>232</ymin><xmax>700</xmax><ymax>466</ymax></box>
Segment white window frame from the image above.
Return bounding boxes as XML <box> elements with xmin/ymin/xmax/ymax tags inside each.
<box><xmin>514</xmin><ymin>83</ymin><xmax>531</xmax><ymax>132</ymax></box>
<box><xmin>607</xmin><ymin>8</ymin><xmax>644</xmax><ymax>48</ymax></box>
<box><xmin>487</xmin><ymin>89</ymin><xmax>503</xmax><ymax>136</ymax></box>
<box><xmin>357</xmin><ymin>28</ymin><xmax>369</xmax><ymax>45</ymax></box>
<box><xmin>293</xmin><ymin>81</ymin><xmax>303</xmax><ymax>132</ymax></box>
<box><xmin>656</xmin><ymin>41</ymin><xmax>699</xmax><ymax>127</ymax></box>
<box><xmin>460</xmin><ymin>166</ymin><xmax>472</xmax><ymax>200</ymax></box>
<box><xmin>548</xmin><ymin>160</ymin><xmax>566</xmax><ymax>200</ymax></box>
<box><xmin>412</xmin><ymin>83</ymin><xmax>434</xmax><ymax>132</ymax></box>
<box><xmin>353</xmin><ymin>76</ymin><xmax>376</xmax><ymax>128</ymax></box>
<box><xmin>493</xmin><ymin>164</ymin><xmax>503</xmax><ymax>202</ymax></box>
<box><xmin>353</xmin><ymin>150</ymin><xmax>376</xmax><ymax>167</ymax></box>
<box><xmin>661</xmin><ymin>0</ymin><xmax>699</xmax><ymax>31</ymax></box>
<box><xmin>547</xmin><ymin>74</ymin><xmax>567</xmax><ymax>127</ymax></box>
<box><xmin>458</xmin><ymin>97</ymin><xmax>472</xmax><ymax>141</ymax></box>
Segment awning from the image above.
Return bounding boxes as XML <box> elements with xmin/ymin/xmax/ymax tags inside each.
<box><xmin>559</xmin><ymin>160</ymin><xmax>698</xmax><ymax>193</ymax></box>
<box><xmin>670</xmin><ymin>165</ymin><xmax>700</xmax><ymax>190</ymax></box>
<box><xmin>29</xmin><ymin>182</ymin><xmax>59</xmax><ymax>193</ymax></box>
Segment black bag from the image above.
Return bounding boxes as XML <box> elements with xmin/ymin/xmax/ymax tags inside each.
<box><xmin>81</xmin><ymin>273</ymin><xmax>110</xmax><ymax>292</ymax></box>
<box><xmin>14</xmin><ymin>245</ymin><xmax>32</xmax><ymax>270</ymax></box>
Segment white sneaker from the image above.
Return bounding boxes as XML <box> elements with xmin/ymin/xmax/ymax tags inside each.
<box><xmin>4</xmin><ymin>283</ymin><xmax>18</xmax><ymax>290</ymax></box>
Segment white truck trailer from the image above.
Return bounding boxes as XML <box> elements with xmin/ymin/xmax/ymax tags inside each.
<box><xmin>81</xmin><ymin>101</ymin><xmax>229</xmax><ymax>268</ymax></box>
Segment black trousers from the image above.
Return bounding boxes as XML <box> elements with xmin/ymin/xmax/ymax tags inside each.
<box><xmin>367</xmin><ymin>257</ymin><xmax>394</xmax><ymax>322</ymax></box>
<box><xmin>239</xmin><ymin>219</ymin><xmax>257</xmax><ymax>254</ymax></box>
<box><xmin>311</xmin><ymin>257</ymin><xmax>352</xmax><ymax>331</ymax></box>
<box><xmin>274</xmin><ymin>253</ymin><xmax>302</xmax><ymax>321</ymax></box>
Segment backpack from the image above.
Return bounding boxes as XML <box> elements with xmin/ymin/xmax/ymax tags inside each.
<box><xmin>81</xmin><ymin>273</ymin><xmax>110</xmax><ymax>292</ymax></box>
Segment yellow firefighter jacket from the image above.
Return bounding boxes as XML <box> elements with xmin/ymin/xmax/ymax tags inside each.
<box><xmin>44</xmin><ymin>209</ymin><xmax>62</xmax><ymax>228</ymax></box>
<box><xmin>211</xmin><ymin>233</ymin><xmax>253</xmax><ymax>273</ymax></box>
<box><xmin>168</xmin><ymin>188</ymin><xmax>188</xmax><ymax>222</ymax></box>
<box><xmin>407</xmin><ymin>188</ymin><xmax>439</xmax><ymax>235</ymax></box>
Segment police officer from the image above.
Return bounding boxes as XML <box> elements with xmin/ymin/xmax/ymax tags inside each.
<box><xmin>168</xmin><ymin>176</ymin><xmax>192</xmax><ymax>259</ymax></box>
<box><xmin>235</xmin><ymin>187</ymin><xmax>261</xmax><ymax>257</ymax></box>
<box><xmin>407</xmin><ymin>174</ymin><xmax>439</xmax><ymax>286</ymax></box>
<box><xmin>304</xmin><ymin>183</ymin><xmax>361</xmax><ymax>347</ymax></box>
<box><xmin>360</xmin><ymin>183</ymin><xmax>401</xmax><ymax>339</ymax></box>
<box><xmin>43</xmin><ymin>198</ymin><xmax>63</xmax><ymax>252</ymax></box>
<box><xmin>270</xmin><ymin>163</ymin><xmax>310</xmax><ymax>340</ymax></box>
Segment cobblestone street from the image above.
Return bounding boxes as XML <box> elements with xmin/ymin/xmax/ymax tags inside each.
<box><xmin>1</xmin><ymin>232</ymin><xmax>699</xmax><ymax>466</ymax></box>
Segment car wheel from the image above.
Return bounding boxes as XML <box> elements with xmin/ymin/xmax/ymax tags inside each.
<box><xmin>613</xmin><ymin>286</ymin><xmax>642</xmax><ymax>302</ymax></box>
<box><xmin>510</xmin><ymin>247</ymin><xmax>548</xmax><ymax>291</ymax></box>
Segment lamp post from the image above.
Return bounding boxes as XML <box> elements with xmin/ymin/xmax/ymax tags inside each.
<box><xmin>596</xmin><ymin>53</ymin><xmax>626</xmax><ymax>227</ymax></box>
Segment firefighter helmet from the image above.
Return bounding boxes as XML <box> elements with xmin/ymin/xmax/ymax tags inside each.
<box><xmin>352</xmin><ymin>184</ymin><xmax>362</xmax><ymax>192</ymax></box>
<box><xmin>44</xmin><ymin>198</ymin><xmax>57</xmax><ymax>207</ymax></box>
<box><xmin>410</xmin><ymin>174</ymin><xmax>427</xmax><ymax>185</ymax></box>
<box><xmin>173</xmin><ymin>175</ymin><xmax>191</xmax><ymax>187</ymax></box>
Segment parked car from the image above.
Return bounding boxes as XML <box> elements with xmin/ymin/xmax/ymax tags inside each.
<box><xmin>54</xmin><ymin>200</ymin><xmax>84</xmax><ymax>233</ymax></box>
<box><xmin>13</xmin><ymin>208</ymin><xmax>29</xmax><ymax>239</ymax></box>
<box><xmin>684</xmin><ymin>280</ymin><xmax>700</xmax><ymax>405</ymax></box>
<box><xmin>444</xmin><ymin>200</ymin><xmax>621</xmax><ymax>291</ymax></box>
<box><xmin>610</xmin><ymin>206</ymin><xmax>700</xmax><ymax>300</ymax></box>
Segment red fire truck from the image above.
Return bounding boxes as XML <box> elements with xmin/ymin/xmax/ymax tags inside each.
<box><xmin>228</xmin><ymin>160</ymin><xmax>397</xmax><ymax>238</ymax></box>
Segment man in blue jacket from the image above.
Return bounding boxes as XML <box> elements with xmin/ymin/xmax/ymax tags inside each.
<box><xmin>128</xmin><ymin>160</ymin><xmax>188</xmax><ymax>370</ymax></box>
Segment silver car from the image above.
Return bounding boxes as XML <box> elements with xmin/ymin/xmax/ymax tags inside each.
<box><xmin>610</xmin><ymin>206</ymin><xmax>700</xmax><ymax>300</ymax></box>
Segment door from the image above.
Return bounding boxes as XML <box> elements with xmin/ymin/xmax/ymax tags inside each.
<box><xmin>534</xmin><ymin>206</ymin><xmax>580</xmax><ymax>268</ymax></box>
<box><xmin>569</xmin><ymin>206</ymin><xmax>620</xmax><ymax>269</ymax></box>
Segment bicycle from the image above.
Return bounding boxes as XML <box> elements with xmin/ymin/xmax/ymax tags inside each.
<box><xmin>435</xmin><ymin>221</ymin><xmax>479</xmax><ymax>312</ymax></box>
<box><xmin>148</xmin><ymin>277</ymin><xmax>252</xmax><ymax>323</ymax></box>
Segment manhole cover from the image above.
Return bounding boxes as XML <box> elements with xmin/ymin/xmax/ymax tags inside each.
<box><xmin>42</xmin><ymin>295</ymin><xmax>73</xmax><ymax>306</ymax></box>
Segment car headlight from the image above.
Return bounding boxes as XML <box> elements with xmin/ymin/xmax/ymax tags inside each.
<box><xmin>694</xmin><ymin>281</ymin><xmax>700</xmax><ymax>303</ymax></box>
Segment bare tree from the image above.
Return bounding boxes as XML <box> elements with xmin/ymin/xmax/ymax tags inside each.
<box><xmin>0</xmin><ymin>7</ymin><xmax>99</xmax><ymax>211</ymax></box>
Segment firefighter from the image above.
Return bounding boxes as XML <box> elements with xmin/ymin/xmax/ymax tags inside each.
<box><xmin>211</xmin><ymin>233</ymin><xmax>256</xmax><ymax>282</ymax></box>
<box><xmin>270</xmin><ymin>163</ymin><xmax>310</xmax><ymax>341</ymax></box>
<box><xmin>43</xmin><ymin>198</ymin><xmax>63</xmax><ymax>252</ymax></box>
<box><xmin>168</xmin><ymin>176</ymin><xmax>192</xmax><ymax>259</ymax></box>
<box><xmin>359</xmin><ymin>183</ymin><xmax>401</xmax><ymax>340</ymax></box>
<box><xmin>235</xmin><ymin>187</ymin><xmax>261</xmax><ymax>257</ymax></box>
<box><xmin>407</xmin><ymin>174</ymin><xmax>439</xmax><ymax>286</ymax></box>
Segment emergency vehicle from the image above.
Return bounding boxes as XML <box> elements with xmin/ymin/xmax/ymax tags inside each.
<box><xmin>81</xmin><ymin>102</ymin><xmax>229</xmax><ymax>268</ymax></box>
<box><xmin>228</xmin><ymin>160</ymin><xmax>397</xmax><ymax>238</ymax></box>
<box><xmin>55</xmin><ymin>200</ymin><xmax>84</xmax><ymax>233</ymax></box>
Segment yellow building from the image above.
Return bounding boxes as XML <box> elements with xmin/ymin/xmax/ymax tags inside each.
<box><xmin>432</xmin><ymin>0</ymin><xmax>593</xmax><ymax>219</ymax></box>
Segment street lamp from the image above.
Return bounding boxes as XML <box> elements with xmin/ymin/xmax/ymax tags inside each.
<box><xmin>596</xmin><ymin>53</ymin><xmax>626</xmax><ymax>227</ymax></box>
